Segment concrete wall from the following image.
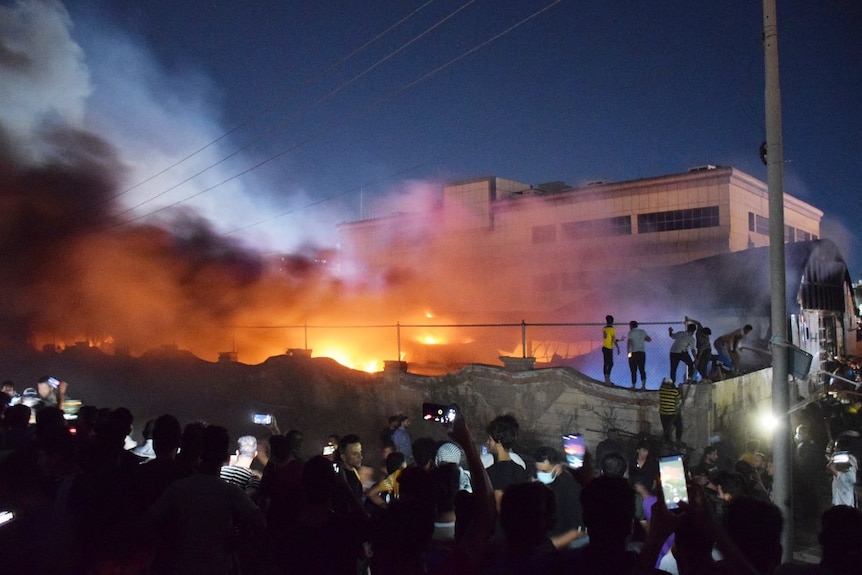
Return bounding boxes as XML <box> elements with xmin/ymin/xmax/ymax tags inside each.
<box><xmin>387</xmin><ymin>362</ymin><xmax>776</xmax><ymax>460</ymax></box>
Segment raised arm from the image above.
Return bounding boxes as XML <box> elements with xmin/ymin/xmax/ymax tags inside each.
<box><xmin>447</xmin><ymin>407</ymin><xmax>495</xmax><ymax>566</ymax></box>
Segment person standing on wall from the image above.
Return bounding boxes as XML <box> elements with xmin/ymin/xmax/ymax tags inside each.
<box><xmin>668</xmin><ymin>323</ymin><xmax>697</xmax><ymax>383</ymax></box>
<box><xmin>627</xmin><ymin>320</ymin><xmax>652</xmax><ymax>390</ymax></box>
<box><xmin>685</xmin><ymin>315</ymin><xmax>714</xmax><ymax>382</ymax></box>
<box><xmin>602</xmin><ymin>315</ymin><xmax>621</xmax><ymax>386</ymax></box>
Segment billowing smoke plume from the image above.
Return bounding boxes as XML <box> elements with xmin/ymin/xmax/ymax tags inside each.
<box><xmin>0</xmin><ymin>2</ymin><xmax>332</xmax><ymax>358</ymax></box>
<box><xmin>0</xmin><ymin>1</ymin><xmax>727</xmax><ymax>378</ymax></box>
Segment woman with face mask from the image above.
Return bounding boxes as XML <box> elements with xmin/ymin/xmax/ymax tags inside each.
<box><xmin>533</xmin><ymin>445</ymin><xmax>587</xmax><ymax>549</ymax></box>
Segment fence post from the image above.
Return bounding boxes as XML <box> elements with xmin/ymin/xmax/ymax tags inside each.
<box><xmin>397</xmin><ymin>322</ymin><xmax>401</xmax><ymax>362</ymax></box>
<box><xmin>304</xmin><ymin>323</ymin><xmax>308</xmax><ymax>351</ymax></box>
<box><xmin>521</xmin><ymin>320</ymin><xmax>527</xmax><ymax>358</ymax></box>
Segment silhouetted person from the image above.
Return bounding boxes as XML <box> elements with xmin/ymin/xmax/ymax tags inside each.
<box><xmin>148</xmin><ymin>425</ymin><xmax>265</xmax><ymax>575</ymax></box>
<box><xmin>599</xmin><ymin>451</ymin><xmax>629</xmax><ymax>478</ymax></box>
<box><xmin>0</xmin><ymin>403</ymin><xmax>33</xmax><ymax>451</ymax></box>
<box><xmin>720</xmin><ymin>496</ymin><xmax>783</xmax><ymax>575</ymax></box>
<box><xmin>412</xmin><ymin>435</ymin><xmax>439</xmax><ymax>470</ymax></box>
<box><xmin>283</xmin><ymin>454</ymin><xmax>369</xmax><ymax>575</ymax></box>
<box><xmin>483</xmin><ymin>481</ymin><xmax>558</xmax><ymax>573</ymax></box>
<box><xmin>776</xmin><ymin>504</ymin><xmax>862</xmax><ymax>574</ymax></box>
<box><xmin>559</xmin><ymin>474</ymin><xmax>644</xmax><ymax>574</ymax></box>
<box><xmin>70</xmin><ymin>407</ymin><xmax>144</xmax><ymax>571</ymax></box>
<box><xmin>133</xmin><ymin>413</ymin><xmax>186</xmax><ymax>514</ymax></box>
<box><xmin>369</xmin><ymin>465</ymin><xmax>435</xmax><ymax>575</ymax></box>
<box><xmin>260</xmin><ymin>432</ymin><xmax>305</xmax><ymax>567</ymax></box>
<box><xmin>175</xmin><ymin>420</ymin><xmax>207</xmax><ymax>475</ymax></box>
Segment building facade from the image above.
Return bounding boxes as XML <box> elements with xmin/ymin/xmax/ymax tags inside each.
<box><xmin>338</xmin><ymin>166</ymin><xmax>823</xmax><ymax>314</ymax></box>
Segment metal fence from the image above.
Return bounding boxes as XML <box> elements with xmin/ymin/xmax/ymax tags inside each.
<box><xmin>228</xmin><ymin>320</ymin><xmax>682</xmax><ymax>376</ymax></box>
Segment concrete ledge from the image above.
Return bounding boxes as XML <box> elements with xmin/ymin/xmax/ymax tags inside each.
<box><xmin>384</xmin><ymin>360</ymin><xmax>409</xmax><ymax>373</ymax></box>
<box><xmin>499</xmin><ymin>356</ymin><xmax>536</xmax><ymax>372</ymax></box>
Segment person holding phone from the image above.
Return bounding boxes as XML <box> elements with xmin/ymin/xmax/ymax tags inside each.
<box><xmin>828</xmin><ymin>440</ymin><xmax>858</xmax><ymax>508</ymax></box>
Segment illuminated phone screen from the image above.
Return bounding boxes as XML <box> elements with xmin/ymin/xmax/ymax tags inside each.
<box><xmin>562</xmin><ymin>434</ymin><xmax>585</xmax><ymax>469</ymax></box>
<box><xmin>659</xmin><ymin>454</ymin><xmax>689</xmax><ymax>510</ymax></box>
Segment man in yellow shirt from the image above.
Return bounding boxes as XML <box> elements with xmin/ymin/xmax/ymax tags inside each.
<box><xmin>602</xmin><ymin>315</ymin><xmax>621</xmax><ymax>386</ymax></box>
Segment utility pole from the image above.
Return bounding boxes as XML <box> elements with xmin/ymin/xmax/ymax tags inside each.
<box><xmin>763</xmin><ymin>0</ymin><xmax>792</xmax><ymax>561</ymax></box>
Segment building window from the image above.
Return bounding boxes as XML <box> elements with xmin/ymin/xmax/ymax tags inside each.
<box><xmin>637</xmin><ymin>206</ymin><xmax>719</xmax><ymax>234</ymax></box>
<box><xmin>532</xmin><ymin>224</ymin><xmax>556</xmax><ymax>243</ymax></box>
<box><xmin>785</xmin><ymin>225</ymin><xmax>795</xmax><ymax>243</ymax></box>
<box><xmin>749</xmin><ymin>212</ymin><xmax>755</xmax><ymax>232</ymax></box>
<box><xmin>754</xmin><ymin>215</ymin><xmax>769</xmax><ymax>235</ymax></box>
<box><xmin>562</xmin><ymin>216</ymin><xmax>632</xmax><ymax>240</ymax></box>
<box><xmin>797</xmin><ymin>230</ymin><xmax>811</xmax><ymax>241</ymax></box>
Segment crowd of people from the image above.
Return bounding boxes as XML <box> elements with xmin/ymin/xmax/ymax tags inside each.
<box><xmin>601</xmin><ymin>314</ymin><xmax>755</xmax><ymax>389</ymax></box>
<box><xmin>1</xmin><ymin>375</ymin><xmax>860</xmax><ymax>574</ymax></box>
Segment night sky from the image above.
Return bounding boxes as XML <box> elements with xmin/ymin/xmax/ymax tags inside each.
<box><xmin>4</xmin><ymin>0</ymin><xmax>861</xmax><ymax>277</ymax></box>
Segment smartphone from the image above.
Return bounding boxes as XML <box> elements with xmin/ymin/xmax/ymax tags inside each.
<box><xmin>47</xmin><ymin>377</ymin><xmax>60</xmax><ymax>389</ymax></box>
<box><xmin>833</xmin><ymin>451</ymin><xmax>850</xmax><ymax>464</ymax></box>
<box><xmin>322</xmin><ymin>444</ymin><xmax>336</xmax><ymax>456</ymax></box>
<box><xmin>252</xmin><ymin>413</ymin><xmax>273</xmax><ymax>425</ymax></box>
<box><xmin>562</xmin><ymin>434</ymin><xmax>585</xmax><ymax>469</ymax></box>
<box><xmin>422</xmin><ymin>402</ymin><xmax>456</xmax><ymax>424</ymax></box>
<box><xmin>659</xmin><ymin>454</ymin><xmax>689</xmax><ymax>510</ymax></box>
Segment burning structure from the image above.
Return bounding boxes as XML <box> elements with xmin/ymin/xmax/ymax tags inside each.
<box><xmin>0</xmin><ymin>0</ymin><xmax>853</xmax><ymax>375</ymax></box>
<box><xmin>338</xmin><ymin>166</ymin><xmax>824</xmax><ymax>316</ymax></box>
<box><xmin>337</xmin><ymin>167</ymin><xmax>858</xmax><ymax>380</ymax></box>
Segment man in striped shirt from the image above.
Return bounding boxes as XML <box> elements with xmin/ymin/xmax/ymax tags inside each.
<box><xmin>659</xmin><ymin>378</ymin><xmax>683</xmax><ymax>443</ymax></box>
<box><xmin>220</xmin><ymin>434</ymin><xmax>262</xmax><ymax>502</ymax></box>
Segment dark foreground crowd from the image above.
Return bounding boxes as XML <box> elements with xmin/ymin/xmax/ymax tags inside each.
<box><xmin>1</xmin><ymin>388</ymin><xmax>860</xmax><ymax>575</ymax></box>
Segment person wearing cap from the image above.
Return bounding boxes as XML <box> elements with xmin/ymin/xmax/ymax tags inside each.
<box><xmin>435</xmin><ymin>441</ymin><xmax>472</xmax><ymax>492</ymax></box>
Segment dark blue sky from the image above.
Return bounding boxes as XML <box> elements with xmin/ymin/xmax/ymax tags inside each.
<box><xmin>41</xmin><ymin>1</ymin><xmax>862</xmax><ymax>278</ymax></box>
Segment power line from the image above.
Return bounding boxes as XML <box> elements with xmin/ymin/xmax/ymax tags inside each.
<box><xmin>104</xmin><ymin>0</ymin><xmax>471</xmax><ymax>221</ymax></box>
<box><xmin>106</xmin><ymin>0</ymin><xmax>564</xmax><ymax>230</ymax></box>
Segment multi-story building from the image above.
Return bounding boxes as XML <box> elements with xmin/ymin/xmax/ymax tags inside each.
<box><xmin>338</xmin><ymin>165</ymin><xmax>823</xmax><ymax>315</ymax></box>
